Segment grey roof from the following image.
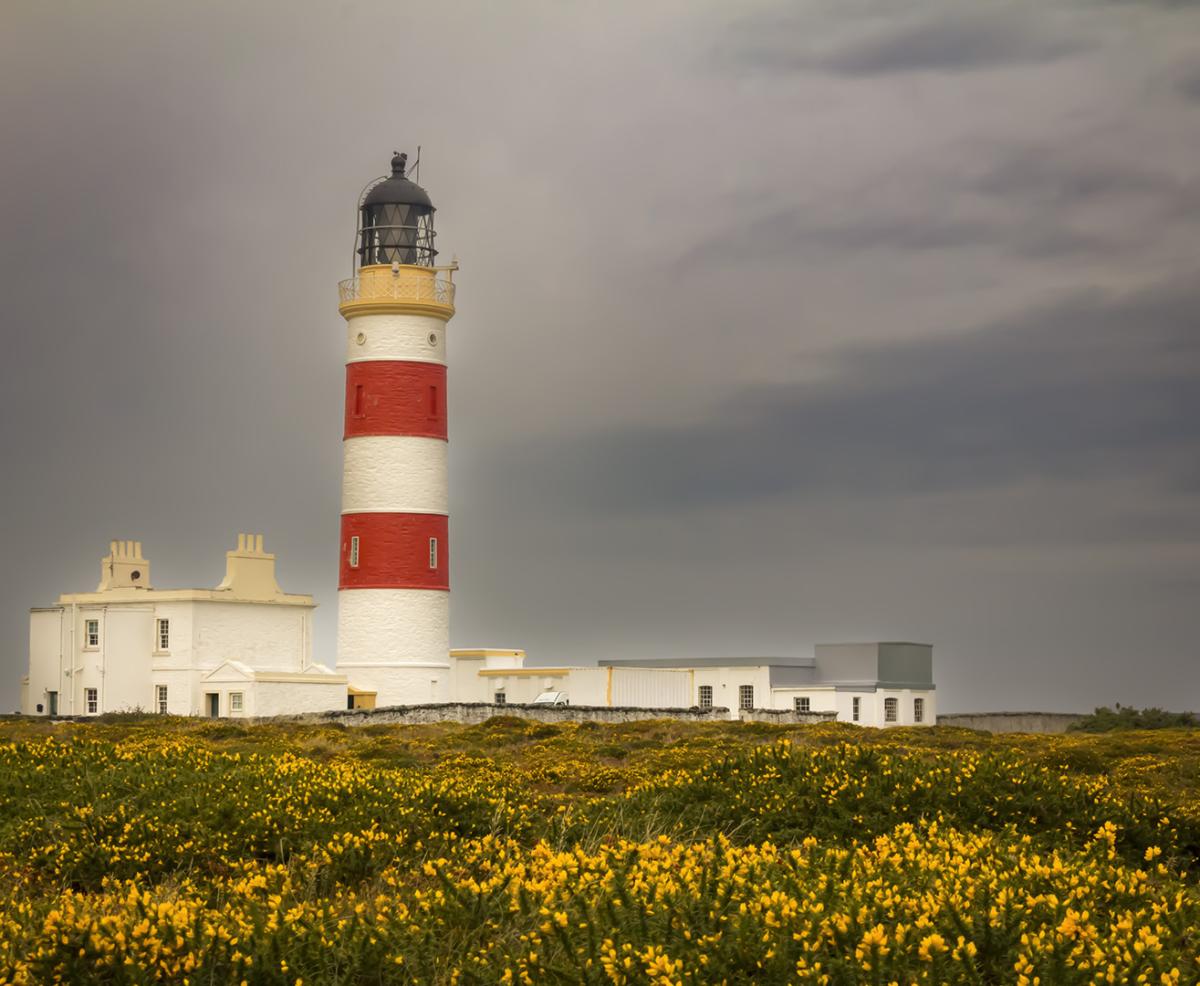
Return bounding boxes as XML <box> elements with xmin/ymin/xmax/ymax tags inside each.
<box><xmin>815</xmin><ymin>642</ymin><xmax>932</xmax><ymax>648</ymax></box>
<box><xmin>600</xmin><ymin>656</ymin><xmax>815</xmax><ymax>669</ymax></box>
<box><xmin>363</xmin><ymin>175</ymin><xmax>433</xmax><ymax>209</ymax></box>
<box><xmin>363</xmin><ymin>153</ymin><xmax>433</xmax><ymax>209</ymax></box>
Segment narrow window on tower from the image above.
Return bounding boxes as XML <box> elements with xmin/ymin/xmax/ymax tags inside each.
<box><xmin>354</xmin><ymin>384</ymin><xmax>365</xmax><ymax>417</ymax></box>
<box><xmin>349</xmin><ymin>536</ymin><xmax>360</xmax><ymax>569</ymax></box>
<box><xmin>429</xmin><ymin>384</ymin><xmax>438</xmax><ymax>416</ymax></box>
<box><xmin>428</xmin><ymin>537</ymin><xmax>438</xmax><ymax>569</ymax></box>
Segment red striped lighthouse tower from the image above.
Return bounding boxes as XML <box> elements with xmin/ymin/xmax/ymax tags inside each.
<box><xmin>335</xmin><ymin>152</ymin><xmax>457</xmax><ymax>706</ymax></box>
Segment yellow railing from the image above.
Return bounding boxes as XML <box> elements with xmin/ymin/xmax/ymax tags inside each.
<box><xmin>337</xmin><ymin>265</ymin><xmax>456</xmax><ymax>311</ymax></box>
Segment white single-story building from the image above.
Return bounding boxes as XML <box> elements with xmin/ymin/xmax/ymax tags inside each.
<box><xmin>447</xmin><ymin>643</ymin><xmax>935</xmax><ymax>727</ymax></box>
<box><xmin>21</xmin><ymin>537</ymin><xmax>346</xmax><ymax>718</ymax></box>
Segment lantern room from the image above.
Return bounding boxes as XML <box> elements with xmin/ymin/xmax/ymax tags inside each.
<box><xmin>356</xmin><ymin>152</ymin><xmax>437</xmax><ymax>268</ymax></box>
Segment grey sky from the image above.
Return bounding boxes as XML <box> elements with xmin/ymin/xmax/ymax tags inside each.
<box><xmin>2</xmin><ymin>0</ymin><xmax>1197</xmax><ymax>712</ymax></box>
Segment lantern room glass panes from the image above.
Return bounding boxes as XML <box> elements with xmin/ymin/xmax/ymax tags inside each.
<box><xmin>359</xmin><ymin>203</ymin><xmax>436</xmax><ymax>266</ymax></box>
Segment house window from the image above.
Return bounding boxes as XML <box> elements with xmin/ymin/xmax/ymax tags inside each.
<box><xmin>429</xmin><ymin>537</ymin><xmax>438</xmax><ymax>569</ymax></box>
<box><xmin>85</xmin><ymin>619</ymin><xmax>100</xmax><ymax>648</ymax></box>
<box><xmin>698</xmin><ymin>685</ymin><xmax>713</xmax><ymax>709</ymax></box>
<box><xmin>349</xmin><ymin>536</ymin><xmax>360</xmax><ymax>568</ymax></box>
<box><xmin>156</xmin><ymin>618</ymin><xmax>170</xmax><ymax>651</ymax></box>
<box><xmin>738</xmin><ymin>685</ymin><xmax>754</xmax><ymax>710</ymax></box>
<box><xmin>852</xmin><ymin>696</ymin><xmax>861</xmax><ymax>722</ymax></box>
<box><xmin>794</xmin><ymin>696</ymin><xmax>811</xmax><ymax>713</ymax></box>
<box><xmin>85</xmin><ymin>688</ymin><xmax>98</xmax><ymax>715</ymax></box>
<box><xmin>494</xmin><ymin>691</ymin><xmax>506</xmax><ymax>705</ymax></box>
<box><xmin>156</xmin><ymin>685</ymin><xmax>168</xmax><ymax>715</ymax></box>
<box><xmin>230</xmin><ymin>692</ymin><xmax>244</xmax><ymax>713</ymax></box>
<box><xmin>914</xmin><ymin>697</ymin><xmax>925</xmax><ymax>723</ymax></box>
<box><xmin>885</xmin><ymin>697</ymin><xmax>898</xmax><ymax>723</ymax></box>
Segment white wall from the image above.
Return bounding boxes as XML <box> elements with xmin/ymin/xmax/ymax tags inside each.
<box><xmin>449</xmin><ymin>656</ymin><xmax>488</xmax><ymax>702</ymax></box>
<box><xmin>255</xmin><ymin>680</ymin><xmax>346</xmax><ymax>717</ymax></box>
<box><xmin>337</xmin><ymin>590</ymin><xmax>448</xmax><ymax>693</ymax></box>
<box><xmin>485</xmin><ymin>672</ymin><xmax>569</xmax><ymax>705</ymax></box>
<box><xmin>692</xmin><ymin>666</ymin><xmax>771</xmax><ymax>719</ymax></box>
<box><xmin>24</xmin><ymin>608</ymin><xmax>63</xmax><ymax>714</ymax></box>
<box><xmin>611</xmin><ymin>667</ymin><xmax>690</xmax><ymax>707</ymax></box>
<box><xmin>340</xmin><ymin>663</ymin><xmax>449</xmax><ymax>707</ymax></box>
<box><xmin>151</xmin><ymin>670</ymin><xmax>193</xmax><ymax>716</ymax></box>
<box><xmin>98</xmin><ymin>606</ymin><xmax>155</xmax><ymax>713</ymax></box>
<box><xmin>769</xmin><ymin>687</ymin><xmax>838</xmax><ymax>713</ymax></box>
<box><xmin>192</xmin><ymin>602</ymin><xmax>310</xmax><ymax>672</ymax></box>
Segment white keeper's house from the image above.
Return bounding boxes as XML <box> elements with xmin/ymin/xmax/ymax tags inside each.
<box><xmin>21</xmin><ymin>536</ymin><xmax>345</xmax><ymax>718</ymax></box>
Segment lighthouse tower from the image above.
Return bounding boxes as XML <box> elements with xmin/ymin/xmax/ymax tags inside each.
<box><xmin>335</xmin><ymin>152</ymin><xmax>457</xmax><ymax>706</ymax></box>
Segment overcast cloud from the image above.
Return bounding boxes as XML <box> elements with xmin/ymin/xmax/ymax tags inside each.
<box><xmin>1</xmin><ymin>0</ymin><xmax>1197</xmax><ymax>712</ymax></box>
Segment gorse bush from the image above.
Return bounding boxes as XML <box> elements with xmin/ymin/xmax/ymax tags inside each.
<box><xmin>0</xmin><ymin>717</ymin><xmax>1198</xmax><ymax>984</ymax></box>
<box><xmin>1069</xmin><ymin>704</ymin><xmax>1197</xmax><ymax>733</ymax></box>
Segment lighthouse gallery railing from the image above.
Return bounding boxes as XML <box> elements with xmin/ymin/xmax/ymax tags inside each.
<box><xmin>338</xmin><ymin>268</ymin><xmax>456</xmax><ymax>307</ymax></box>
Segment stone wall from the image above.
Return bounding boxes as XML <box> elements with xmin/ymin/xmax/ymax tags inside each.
<box><xmin>936</xmin><ymin>712</ymin><xmax>1089</xmax><ymax>734</ymax></box>
<box><xmin>277</xmin><ymin>702</ymin><xmax>734</xmax><ymax>727</ymax></box>
<box><xmin>738</xmin><ymin>708</ymin><xmax>839</xmax><ymax>725</ymax></box>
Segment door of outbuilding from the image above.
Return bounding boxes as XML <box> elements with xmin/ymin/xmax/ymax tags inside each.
<box><xmin>206</xmin><ymin>693</ymin><xmax>219</xmax><ymax>718</ymax></box>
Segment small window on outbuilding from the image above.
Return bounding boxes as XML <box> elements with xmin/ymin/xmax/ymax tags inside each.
<box><xmin>230</xmin><ymin>692</ymin><xmax>244</xmax><ymax>713</ymax></box>
<box><xmin>913</xmin><ymin>697</ymin><xmax>924</xmax><ymax>723</ymax></box>
<box><xmin>884</xmin><ymin>697</ymin><xmax>898</xmax><ymax>723</ymax></box>
<box><xmin>85</xmin><ymin>688</ymin><xmax>98</xmax><ymax>715</ymax></box>
<box><xmin>494</xmin><ymin>691</ymin><xmax>507</xmax><ymax>705</ymax></box>
<box><xmin>852</xmin><ymin>696</ymin><xmax>862</xmax><ymax>722</ymax></box>
<box><xmin>738</xmin><ymin>685</ymin><xmax>754</xmax><ymax>710</ymax></box>
<box><xmin>698</xmin><ymin>685</ymin><xmax>713</xmax><ymax>709</ymax></box>
<box><xmin>794</xmin><ymin>696</ymin><xmax>811</xmax><ymax>713</ymax></box>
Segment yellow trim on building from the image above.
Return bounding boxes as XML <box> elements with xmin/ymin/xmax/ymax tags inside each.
<box><xmin>54</xmin><ymin>589</ymin><xmax>314</xmax><ymax>607</ymax></box>
<box><xmin>477</xmin><ymin>668</ymin><xmax>571</xmax><ymax>678</ymax></box>
<box><xmin>251</xmin><ymin>672</ymin><xmax>348</xmax><ymax>684</ymax></box>
<box><xmin>450</xmin><ymin>648</ymin><xmax>527</xmax><ymax>659</ymax></box>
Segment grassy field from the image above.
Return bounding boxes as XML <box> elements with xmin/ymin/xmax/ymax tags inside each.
<box><xmin>0</xmin><ymin>716</ymin><xmax>1197</xmax><ymax>984</ymax></box>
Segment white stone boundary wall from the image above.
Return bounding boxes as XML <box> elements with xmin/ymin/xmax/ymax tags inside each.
<box><xmin>936</xmin><ymin>712</ymin><xmax>1090</xmax><ymax>734</ymax></box>
<box><xmin>276</xmin><ymin>703</ymin><xmax>734</xmax><ymax>726</ymax></box>
<box><xmin>738</xmin><ymin>708</ymin><xmax>839</xmax><ymax>725</ymax></box>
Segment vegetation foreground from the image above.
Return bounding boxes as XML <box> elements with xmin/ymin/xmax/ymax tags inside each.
<box><xmin>0</xmin><ymin>717</ymin><xmax>1198</xmax><ymax>985</ymax></box>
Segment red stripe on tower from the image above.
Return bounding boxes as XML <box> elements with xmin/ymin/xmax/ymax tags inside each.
<box><xmin>339</xmin><ymin>512</ymin><xmax>449</xmax><ymax>590</ymax></box>
<box><xmin>344</xmin><ymin>360</ymin><xmax>447</xmax><ymax>440</ymax></box>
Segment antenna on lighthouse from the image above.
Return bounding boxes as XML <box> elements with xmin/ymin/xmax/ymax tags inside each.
<box><xmin>412</xmin><ymin>145</ymin><xmax>421</xmax><ymax>184</ymax></box>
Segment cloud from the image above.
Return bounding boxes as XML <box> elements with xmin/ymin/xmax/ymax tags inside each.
<box><xmin>821</xmin><ymin>13</ymin><xmax>1085</xmax><ymax>76</ymax></box>
<box><xmin>1178</xmin><ymin>65</ymin><xmax>1200</xmax><ymax>101</ymax></box>
<box><xmin>721</xmin><ymin>7</ymin><xmax>1086</xmax><ymax>77</ymax></box>
<box><xmin>498</xmin><ymin>278</ymin><xmax>1200</xmax><ymax>518</ymax></box>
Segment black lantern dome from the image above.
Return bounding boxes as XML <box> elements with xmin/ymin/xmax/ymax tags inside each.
<box><xmin>356</xmin><ymin>152</ymin><xmax>437</xmax><ymax>267</ymax></box>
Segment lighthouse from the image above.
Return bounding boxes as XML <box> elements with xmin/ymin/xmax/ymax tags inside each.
<box><xmin>335</xmin><ymin>152</ymin><xmax>457</xmax><ymax>707</ymax></box>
